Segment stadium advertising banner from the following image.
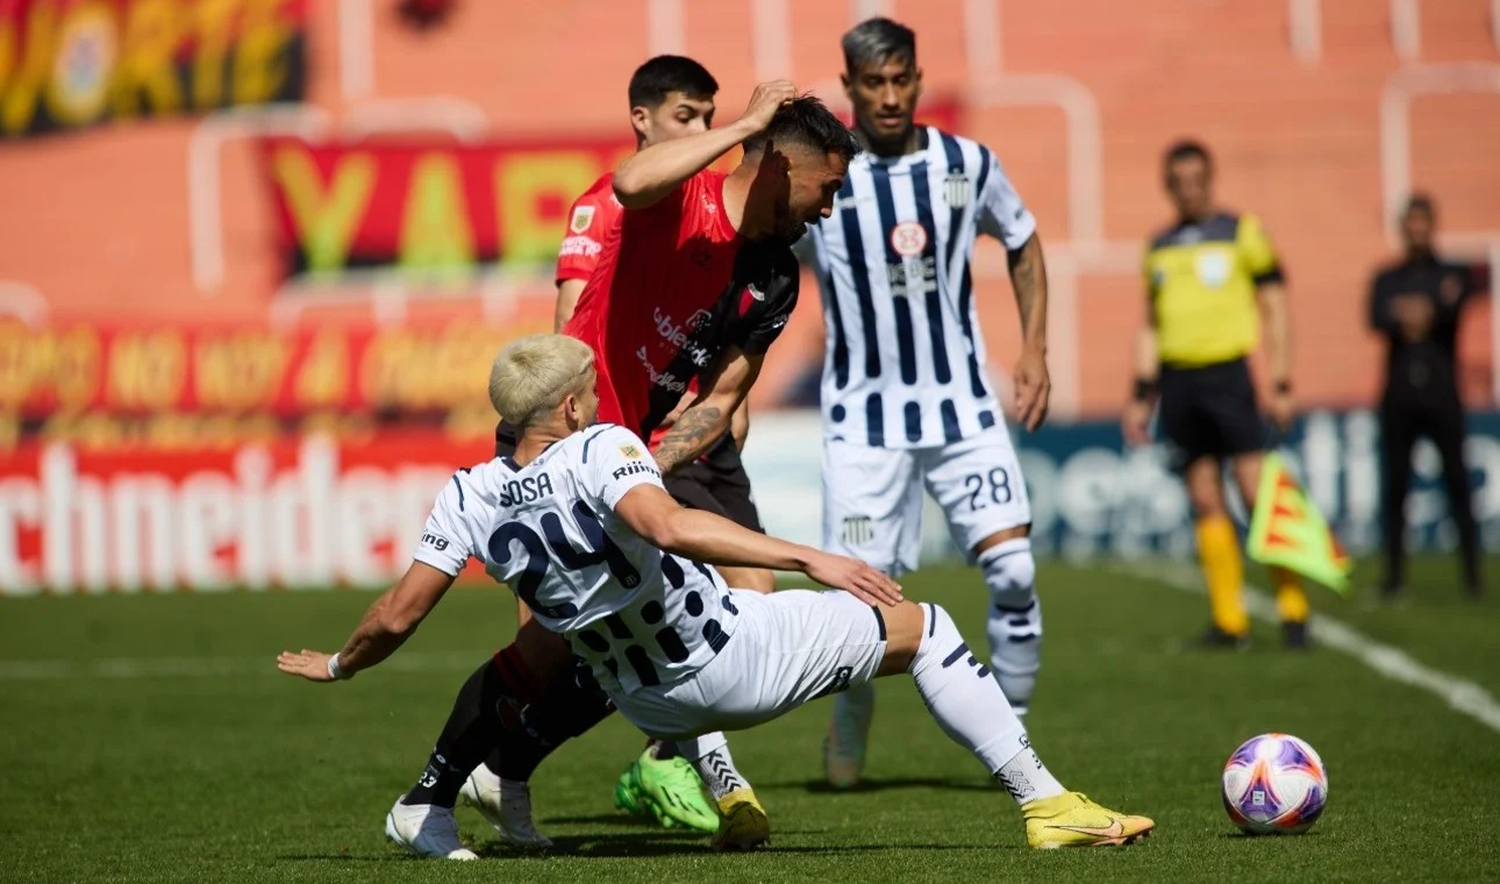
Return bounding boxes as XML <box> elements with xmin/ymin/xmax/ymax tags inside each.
<box><xmin>738</xmin><ymin>411</ymin><xmax>1500</xmax><ymax>568</ymax></box>
<box><xmin>258</xmin><ymin>136</ymin><xmax>633</xmax><ymax>276</ymax></box>
<box><xmin>0</xmin><ymin>0</ymin><xmax>309</xmax><ymax>139</ymax></box>
<box><xmin>256</xmin><ymin>101</ymin><xmax>961</xmax><ymax>278</ymax></box>
<box><xmin>0</xmin><ymin>320</ymin><xmax>550</xmax><ymax>418</ymax></box>
<box><xmin>4</xmin><ymin>409</ymin><xmax>1499</xmax><ymax>595</ymax></box>
<box><xmin>0</xmin><ymin>433</ymin><xmax>494</xmax><ymax>594</ymax></box>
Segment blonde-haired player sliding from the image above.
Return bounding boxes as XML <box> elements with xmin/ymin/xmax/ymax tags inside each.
<box><xmin>279</xmin><ymin>334</ymin><xmax>1155</xmax><ymax>854</ymax></box>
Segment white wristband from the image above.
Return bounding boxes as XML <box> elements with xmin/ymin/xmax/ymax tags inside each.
<box><xmin>327</xmin><ymin>653</ymin><xmax>350</xmax><ymax>680</ymax></box>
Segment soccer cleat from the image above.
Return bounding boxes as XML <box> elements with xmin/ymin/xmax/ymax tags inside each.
<box><xmin>823</xmin><ymin>681</ymin><xmax>875</xmax><ymax>788</ymax></box>
<box><xmin>384</xmin><ymin>795</ymin><xmax>479</xmax><ymax>860</ymax></box>
<box><xmin>1282</xmin><ymin>620</ymin><xmax>1310</xmax><ymax>650</ymax></box>
<box><xmin>612</xmin><ymin>759</ymin><xmax>649</xmax><ymax>819</ymax></box>
<box><xmin>624</xmin><ymin>749</ymin><xmax>721</xmax><ymax>833</ymax></box>
<box><xmin>458</xmin><ymin>763</ymin><xmax>553</xmax><ymax>848</ymax></box>
<box><xmin>1022</xmin><ymin>791</ymin><xmax>1154</xmax><ymax>849</ymax></box>
<box><xmin>1196</xmin><ymin>625</ymin><xmax>1251</xmax><ymax>651</ymax></box>
<box><xmin>710</xmin><ymin>788</ymin><xmax>770</xmax><ymax>851</ymax></box>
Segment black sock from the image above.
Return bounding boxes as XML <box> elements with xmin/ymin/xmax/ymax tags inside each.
<box><xmin>403</xmin><ymin>659</ymin><xmax>515</xmax><ymax>808</ymax></box>
<box><xmin>488</xmin><ymin>659</ymin><xmax>617</xmax><ymax>782</ymax></box>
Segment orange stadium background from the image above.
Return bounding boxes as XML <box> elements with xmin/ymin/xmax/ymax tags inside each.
<box><xmin>1</xmin><ymin>0</ymin><xmax>1498</xmax><ymax>592</ymax></box>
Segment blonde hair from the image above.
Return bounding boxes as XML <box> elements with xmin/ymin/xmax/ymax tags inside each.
<box><xmin>489</xmin><ymin>334</ymin><xmax>596</xmax><ymax>428</ymax></box>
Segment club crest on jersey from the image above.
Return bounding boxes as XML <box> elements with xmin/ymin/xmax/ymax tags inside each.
<box><xmin>569</xmin><ymin>205</ymin><xmax>596</xmax><ymax>234</ymax></box>
<box><xmin>944</xmin><ymin>172</ymin><xmax>971</xmax><ymax>208</ymax></box>
<box><xmin>618</xmin><ymin>443</ymin><xmax>643</xmax><ymax>460</ymax></box>
<box><xmin>686</xmin><ymin>308</ymin><xmax>712</xmax><ymax>331</ymax></box>
<box><xmin>891</xmin><ymin>221</ymin><xmax>928</xmax><ymax>257</ymax></box>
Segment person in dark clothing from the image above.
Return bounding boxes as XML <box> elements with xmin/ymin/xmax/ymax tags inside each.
<box><xmin>1369</xmin><ymin>194</ymin><xmax>1483</xmax><ymax>599</ymax></box>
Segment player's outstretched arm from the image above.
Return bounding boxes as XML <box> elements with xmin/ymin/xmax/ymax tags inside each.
<box><xmin>276</xmin><ymin>562</ymin><xmax>456</xmax><ymax>682</ymax></box>
<box><xmin>613</xmin><ymin>80</ymin><xmax>796</xmax><ymax>209</ymax></box>
<box><xmin>653</xmin><ymin>345</ymin><xmax>762</xmax><ymax>474</ymax></box>
<box><xmin>614</xmin><ymin>484</ymin><xmax>902</xmax><ymax>606</ymax></box>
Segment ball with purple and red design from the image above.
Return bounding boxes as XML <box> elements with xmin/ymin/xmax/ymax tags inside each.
<box><xmin>1221</xmin><ymin>732</ymin><xmax>1328</xmax><ymax>835</ymax></box>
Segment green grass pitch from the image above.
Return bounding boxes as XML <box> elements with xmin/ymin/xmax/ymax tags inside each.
<box><xmin>2</xmin><ymin>557</ymin><xmax>1497</xmax><ymax>883</ymax></box>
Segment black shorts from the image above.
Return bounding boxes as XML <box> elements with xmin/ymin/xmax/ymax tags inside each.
<box><xmin>662</xmin><ymin>435</ymin><xmax>766</xmax><ymax>534</ymax></box>
<box><xmin>493</xmin><ymin>421</ymin><xmax>765</xmax><ymax>534</ymax></box>
<box><xmin>1157</xmin><ymin>358</ymin><xmax>1267</xmax><ymax>471</ymax></box>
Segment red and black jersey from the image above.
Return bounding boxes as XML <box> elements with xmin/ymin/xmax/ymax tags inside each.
<box><xmin>555</xmin><ymin>173</ymin><xmax>622</xmax><ymax>286</ymax></box>
<box><xmin>563</xmin><ymin>169</ymin><xmax>799</xmax><ymax>439</ymax></box>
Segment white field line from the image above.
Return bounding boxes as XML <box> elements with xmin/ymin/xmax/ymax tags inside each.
<box><xmin>1115</xmin><ymin>562</ymin><xmax>1500</xmax><ymax>735</ymax></box>
<box><xmin>0</xmin><ymin>650</ymin><xmax>483</xmax><ymax>682</ymax></box>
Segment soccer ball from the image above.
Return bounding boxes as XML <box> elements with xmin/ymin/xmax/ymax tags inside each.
<box><xmin>1221</xmin><ymin>732</ymin><xmax>1328</xmax><ymax>835</ymax></box>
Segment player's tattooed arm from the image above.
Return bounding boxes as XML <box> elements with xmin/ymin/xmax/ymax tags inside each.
<box><xmin>1007</xmin><ymin>233</ymin><xmax>1052</xmax><ymax>431</ymax></box>
<box><xmin>652</xmin><ymin>345</ymin><xmax>765</xmax><ymax>473</ymax></box>
<box><xmin>653</xmin><ymin>405</ymin><xmax>725</xmax><ymax>474</ymax></box>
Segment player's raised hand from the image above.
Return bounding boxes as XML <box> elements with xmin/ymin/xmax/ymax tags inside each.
<box><xmin>737</xmin><ymin>80</ymin><xmax>798</xmax><ymax>133</ymax></box>
<box><xmin>276</xmin><ymin>648</ymin><xmax>336</xmax><ymax>682</ymax></box>
<box><xmin>1013</xmin><ymin>345</ymin><xmax>1051</xmax><ymax>432</ymax></box>
<box><xmin>806</xmin><ymin>551</ymin><xmax>904</xmax><ymax>607</ymax></box>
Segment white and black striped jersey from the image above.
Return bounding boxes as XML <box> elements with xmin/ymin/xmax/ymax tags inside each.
<box><xmin>413</xmin><ymin>423</ymin><xmax>737</xmax><ymax>694</ymax></box>
<box><xmin>805</xmin><ymin>127</ymin><xmax>1037</xmax><ymax>449</ymax></box>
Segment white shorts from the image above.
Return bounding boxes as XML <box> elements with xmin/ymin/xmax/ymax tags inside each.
<box><xmin>611</xmin><ymin>588</ymin><xmax>888</xmax><ymax>742</ymax></box>
<box><xmin>822</xmin><ymin>426</ymin><xmax>1032</xmax><ymax>576</ymax></box>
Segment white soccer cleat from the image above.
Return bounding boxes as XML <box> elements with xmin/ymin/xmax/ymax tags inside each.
<box><xmin>459</xmin><ymin>763</ymin><xmax>554</xmax><ymax>848</ymax></box>
<box><xmin>384</xmin><ymin>795</ymin><xmax>479</xmax><ymax>860</ymax></box>
<box><xmin>823</xmin><ymin>681</ymin><xmax>876</xmax><ymax>789</ymax></box>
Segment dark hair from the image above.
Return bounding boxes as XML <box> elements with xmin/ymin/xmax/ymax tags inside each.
<box><xmin>1163</xmin><ymin>139</ymin><xmax>1213</xmax><ymax>176</ymax></box>
<box><xmin>1403</xmin><ymin>192</ymin><xmax>1435</xmax><ymax>217</ymax></box>
<box><xmin>842</xmin><ymin>17</ymin><xmax>916</xmax><ymax>73</ymax></box>
<box><xmin>627</xmin><ymin>55</ymin><xmax>718</xmax><ymax>109</ymax></box>
<box><xmin>742</xmin><ymin>95</ymin><xmax>859</xmax><ymax>163</ymax></box>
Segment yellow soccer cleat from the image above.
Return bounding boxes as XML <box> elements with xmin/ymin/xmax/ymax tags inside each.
<box><xmin>710</xmin><ymin>788</ymin><xmax>770</xmax><ymax>851</ymax></box>
<box><xmin>1022</xmin><ymin>791</ymin><xmax>1154</xmax><ymax>849</ymax></box>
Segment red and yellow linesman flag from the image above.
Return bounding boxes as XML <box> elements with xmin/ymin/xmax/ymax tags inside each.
<box><xmin>1248</xmin><ymin>453</ymin><xmax>1354</xmax><ymax>595</ymax></box>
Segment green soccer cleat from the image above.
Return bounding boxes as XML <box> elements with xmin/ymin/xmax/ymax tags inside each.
<box><xmin>612</xmin><ymin>758</ymin><xmax>649</xmax><ymax>819</ymax></box>
<box><xmin>614</xmin><ymin>747</ymin><xmax>721</xmax><ymax>834</ymax></box>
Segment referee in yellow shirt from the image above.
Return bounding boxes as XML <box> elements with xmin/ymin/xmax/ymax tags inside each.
<box><xmin>1122</xmin><ymin>140</ymin><xmax>1310</xmax><ymax>649</ymax></box>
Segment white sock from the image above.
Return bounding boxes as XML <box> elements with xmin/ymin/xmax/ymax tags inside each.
<box><xmin>995</xmin><ymin>741</ymin><xmax>1066</xmax><ymax>804</ymax></box>
<box><xmin>980</xmin><ymin>538</ymin><xmax>1043</xmax><ymax>713</ymax></box>
<box><xmin>909</xmin><ymin>602</ymin><xmax>1064</xmax><ymax>805</ymax></box>
<box><xmin>674</xmin><ymin>732</ymin><xmax>747</xmax><ymax>800</ymax></box>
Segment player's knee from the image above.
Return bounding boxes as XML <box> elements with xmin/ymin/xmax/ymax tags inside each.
<box><xmin>979</xmin><ymin>537</ymin><xmax>1036</xmax><ymax>609</ymax></box>
<box><xmin>895</xmin><ymin>602</ymin><xmax>983</xmax><ymax>679</ymax></box>
<box><xmin>873</xmin><ymin>600</ymin><xmax>926</xmax><ymax>676</ymax></box>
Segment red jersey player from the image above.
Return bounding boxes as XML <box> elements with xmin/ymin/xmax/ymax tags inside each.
<box><xmin>368</xmin><ymin>73</ymin><xmax>859</xmax><ymax>860</ymax></box>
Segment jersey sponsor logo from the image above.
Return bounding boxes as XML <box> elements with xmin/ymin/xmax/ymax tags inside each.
<box><xmin>833</xmin><ymin>194</ymin><xmax>873</xmax><ymax>212</ymax></box>
<box><xmin>652</xmin><ymin>308</ymin><xmax>713</xmax><ymax>368</ymax></box>
<box><xmin>944</xmin><ymin>172</ymin><xmax>971</xmax><ymax>209</ymax></box>
<box><xmin>842</xmin><ymin>515</ymin><xmax>874</xmax><ymax>546</ymax></box>
<box><xmin>498</xmin><ymin>474</ymin><xmax>556</xmax><ymax>507</ymax></box>
<box><xmin>891</xmin><ymin>221</ymin><xmax>928</xmax><ymax>257</ymax></box>
<box><xmin>611</xmin><ymin>461</ymin><xmax>660</xmax><ymax>480</ymax></box>
<box><xmin>420</xmin><ymin>532</ymin><xmax>450</xmax><ymax>551</ymax></box>
<box><xmin>570</xmin><ymin>205</ymin><xmax>596</xmax><ymax>233</ymax></box>
<box><xmin>558</xmin><ymin>234</ymin><xmax>603</xmax><ymax>258</ymax></box>
<box><xmin>1195</xmin><ymin>251</ymin><xmax>1231</xmax><ymax>288</ymax></box>
<box><xmin>886</xmin><ymin>256</ymin><xmax>938</xmax><ymax>298</ymax></box>
<box><xmin>812</xmin><ymin>665</ymin><xmax>855</xmax><ymax>699</ymax></box>
<box><xmin>637</xmin><ymin>346</ymin><xmax>689</xmax><ymax>393</ymax></box>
